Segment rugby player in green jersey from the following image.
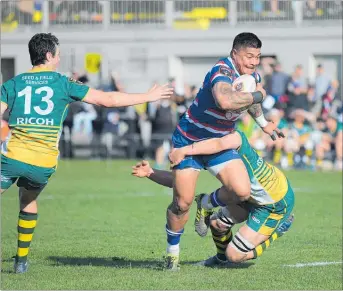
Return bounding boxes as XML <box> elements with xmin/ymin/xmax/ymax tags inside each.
<box><xmin>0</xmin><ymin>33</ymin><xmax>173</xmax><ymax>273</ymax></box>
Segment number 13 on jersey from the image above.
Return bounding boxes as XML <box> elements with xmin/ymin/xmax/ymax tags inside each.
<box><xmin>18</xmin><ymin>86</ymin><xmax>54</xmax><ymax>116</ymax></box>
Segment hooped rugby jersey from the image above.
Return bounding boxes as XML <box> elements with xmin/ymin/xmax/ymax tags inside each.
<box><xmin>176</xmin><ymin>57</ymin><xmax>261</xmax><ymax>141</ymax></box>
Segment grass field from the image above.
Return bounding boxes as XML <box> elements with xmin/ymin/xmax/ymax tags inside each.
<box><xmin>1</xmin><ymin>160</ymin><xmax>342</xmax><ymax>290</ymax></box>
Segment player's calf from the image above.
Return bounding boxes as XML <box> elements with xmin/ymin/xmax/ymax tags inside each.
<box><xmin>209</xmin><ymin>214</ymin><xmax>233</xmax><ymax>262</ymax></box>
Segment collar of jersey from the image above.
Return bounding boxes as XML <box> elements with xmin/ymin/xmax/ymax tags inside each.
<box><xmin>227</xmin><ymin>57</ymin><xmax>240</xmax><ymax>77</ymax></box>
<box><xmin>28</xmin><ymin>67</ymin><xmax>53</xmax><ymax>73</ymax></box>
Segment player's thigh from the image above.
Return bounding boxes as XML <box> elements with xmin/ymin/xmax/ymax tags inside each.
<box><xmin>245</xmin><ymin>189</ymin><xmax>294</xmax><ymax>241</ymax></box>
<box><xmin>1</xmin><ymin>155</ymin><xmax>21</xmax><ymax>193</ymax></box>
<box><xmin>17</xmin><ymin>163</ymin><xmax>55</xmax><ymax>203</ymax></box>
<box><xmin>172</xmin><ymin>168</ymin><xmax>200</xmax><ymax>210</ymax></box>
<box><xmin>213</xmin><ymin>154</ymin><xmax>250</xmax><ymax>198</ymax></box>
<box><xmin>171</xmin><ymin>129</ymin><xmax>204</xmax><ymax>173</ymax></box>
<box><xmin>19</xmin><ymin>186</ymin><xmax>45</xmax><ymax>210</ymax></box>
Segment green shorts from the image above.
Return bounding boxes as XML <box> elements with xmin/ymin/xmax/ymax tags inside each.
<box><xmin>246</xmin><ymin>180</ymin><xmax>295</xmax><ymax>236</ymax></box>
<box><xmin>1</xmin><ymin>155</ymin><xmax>56</xmax><ymax>190</ymax></box>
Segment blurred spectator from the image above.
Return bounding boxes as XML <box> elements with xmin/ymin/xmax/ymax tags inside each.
<box><xmin>169</xmin><ymin>77</ymin><xmax>186</xmax><ymax>118</ymax></box>
<box><xmin>90</xmin><ymin>105</ymin><xmax>106</xmax><ymax>158</ymax></box>
<box><xmin>320</xmin><ymin>79</ymin><xmax>340</xmax><ymax>121</ymax></box>
<box><xmin>304</xmin><ymin>0</ymin><xmax>318</xmax><ymax>17</ymax></box>
<box><xmin>316</xmin><ymin>114</ymin><xmax>343</xmax><ymax>170</ymax></box>
<box><xmin>72</xmin><ymin>74</ymin><xmax>97</xmax><ymax>136</ymax></box>
<box><xmin>135</xmin><ymin>102</ymin><xmax>151</xmax><ymax>158</ymax></box>
<box><xmin>270</xmin><ymin>0</ymin><xmax>279</xmax><ymax>14</ymax></box>
<box><xmin>60</xmin><ymin>101</ymin><xmax>83</xmax><ymax>158</ymax></box>
<box><xmin>101</xmin><ymin>109</ymin><xmax>121</xmax><ymax>157</ymax></box>
<box><xmin>253</xmin><ymin>0</ymin><xmax>263</xmax><ymax>13</ymax></box>
<box><xmin>287</xmin><ymin>65</ymin><xmax>310</xmax><ymax>115</ymax></box>
<box><xmin>101</xmin><ymin>71</ymin><xmax>124</xmax><ymax>93</ymax></box>
<box><xmin>176</xmin><ymin>84</ymin><xmax>196</xmax><ymax>116</ymax></box>
<box><xmin>284</xmin><ymin>109</ymin><xmax>314</xmax><ymax>169</ymax></box>
<box><xmin>253</xmin><ymin>0</ymin><xmax>280</xmax><ymax>15</ymax></box>
<box><xmin>265</xmin><ymin>109</ymin><xmax>288</xmax><ymax>165</ymax></box>
<box><xmin>259</xmin><ymin>57</ymin><xmax>275</xmax><ymax>93</ymax></box>
<box><xmin>268</xmin><ymin>62</ymin><xmax>289</xmax><ymax>103</ymax></box>
<box><xmin>151</xmin><ymin>100</ymin><xmax>177</xmax><ymax>169</ymax></box>
<box><xmin>313</xmin><ymin>64</ymin><xmax>331</xmax><ymax>116</ymax></box>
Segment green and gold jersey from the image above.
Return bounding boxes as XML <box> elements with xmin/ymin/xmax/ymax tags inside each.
<box><xmin>0</xmin><ymin>68</ymin><xmax>89</xmax><ymax>168</ymax></box>
<box><xmin>237</xmin><ymin>130</ymin><xmax>288</xmax><ymax>205</ymax></box>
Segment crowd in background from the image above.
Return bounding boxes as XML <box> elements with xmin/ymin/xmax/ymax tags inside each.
<box><xmin>1</xmin><ymin>0</ymin><xmax>342</xmax><ymax>28</ymax></box>
<box><xmin>1</xmin><ymin>60</ymin><xmax>342</xmax><ymax>172</ymax></box>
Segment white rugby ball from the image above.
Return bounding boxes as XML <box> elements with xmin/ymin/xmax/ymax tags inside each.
<box><xmin>232</xmin><ymin>74</ymin><xmax>257</xmax><ymax>92</ymax></box>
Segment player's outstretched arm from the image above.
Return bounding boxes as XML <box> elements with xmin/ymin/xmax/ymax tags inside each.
<box><xmin>169</xmin><ymin>133</ymin><xmax>242</xmax><ymax>167</ymax></box>
<box><xmin>83</xmin><ymin>84</ymin><xmax>173</xmax><ymax>108</ymax></box>
<box><xmin>212</xmin><ymin>81</ymin><xmax>265</xmax><ymax>111</ymax></box>
<box><xmin>247</xmin><ymin>85</ymin><xmax>285</xmax><ymax>141</ymax></box>
<box><xmin>131</xmin><ymin>160</ymin><xmax>173</xmax><ymax>188</ymax></box>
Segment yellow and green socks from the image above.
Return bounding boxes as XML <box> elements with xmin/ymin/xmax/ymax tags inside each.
<box><xmin>16</xmin><ymin>211</ymin><xmax>38</xmax><ymax>262</ymax></box>
<box><xmin>210</xmin><ymin>225</ymin><xmax>232</xmax><ymax>261</ymax></box>
<box><xmin>253</xmin><ymin>231</ymin><xmax>280</xmax><ymax>259</ymax></box>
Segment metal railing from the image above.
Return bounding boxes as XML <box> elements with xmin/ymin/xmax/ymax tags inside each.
<box><xmin>237</xmin><ymin>0</ymin><xmax>295</xmax><ymax>24</ymax></box>
<box><xmin>1</xmin><ymin>0</ymin><xmax>342</xmax><ymax>33</ymax></box>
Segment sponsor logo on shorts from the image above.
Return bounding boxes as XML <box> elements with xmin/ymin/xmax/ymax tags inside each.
<box><xmin>1</xmin><ymin>175</ymin><xmax>11</xmax><ymax>183</ymax></box>
<box><xmin>257</xmin><ymin>157</ymin><xmax>263</xmax><ymax>167</ymax></box>
<box><xmin>252</xmin><ymin>216</ymin><xmax>260</xmax><ymax>224</ymax></box>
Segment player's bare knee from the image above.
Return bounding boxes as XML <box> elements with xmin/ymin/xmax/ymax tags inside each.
<box><xmin>234</xmin><ymin>183</ymin><xmax>250</xmax><ymax>201</ymax></box>
<box><xmin>227</xmin><ymin>232</ymin><xmax>255</xmax><ymax>262</ymax></box>
<box><xmin>168</xmin><ymin>197</ymin><xmax>192</xmax><ymax>216</ymax></box>
<box><xmin>226</xmin><ymin>245</ymin><xmax>244</xmax><ymax>263</ymax></box>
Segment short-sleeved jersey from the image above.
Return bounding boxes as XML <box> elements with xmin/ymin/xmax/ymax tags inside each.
<box><xmin>1</xmin><ymin>68</ymin><xmax>89</xmax><ymax>168</ymax></box>
<box><xmin>237</xmin><ymin>130</ymin><xmax>288</xmax><ymax>205</ymax></box>
<box><xmin>176</xmin><ymin>57</ymin><xmax>261</xmax><ymax>141</ymax></box>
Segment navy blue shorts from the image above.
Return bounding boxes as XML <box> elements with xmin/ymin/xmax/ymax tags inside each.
<box><xmin>171</xmin><ymin>128</ymin><xmax>241</xmax><ymax>176</ymax></box>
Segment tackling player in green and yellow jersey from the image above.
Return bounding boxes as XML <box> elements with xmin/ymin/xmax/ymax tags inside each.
<box><xmin>132</xmin><ymin>130</ymin><xmax>294</xmax><ymax>269</ymax></box>
<box><xmin>0</xmin><ymin>33</ymin><xmax>173</xmax><ymax>273</ymax></box>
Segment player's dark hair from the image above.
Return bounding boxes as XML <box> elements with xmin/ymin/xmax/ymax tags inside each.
<box><xmin>232</xmin><ymin>32</ymin><xmax>262</xmax><ymax>51</ymax></box>
<box><xmin>28</xmin><ymin>33</ymin><xmax>59</xmax><ymax>66</ymax></box>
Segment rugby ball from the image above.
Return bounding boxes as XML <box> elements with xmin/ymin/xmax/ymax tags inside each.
<box><xmin>232</xmin><ymin>74</ymin><xmax>257</xmax><ymax>92</ymax></box>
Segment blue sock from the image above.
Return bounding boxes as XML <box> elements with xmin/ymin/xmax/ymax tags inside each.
<box><xmin>210</xmin><ymin>189</ymin><xmax>226</xmax><ymax>207</ymax></box>
<box><xmin>166</xmin><ymin>225</ymin><xmax>184</xmax><ymax>245</ymax></box>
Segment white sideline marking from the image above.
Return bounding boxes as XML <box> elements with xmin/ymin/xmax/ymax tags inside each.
<box><xmin>284</xmin><ymin>261</ymin><xmax>343</xmax><ymax>268</ymax></box>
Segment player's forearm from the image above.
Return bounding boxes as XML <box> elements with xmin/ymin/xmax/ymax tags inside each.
<box><xmin>183</xmin><ymin>139</ymin><xmax>227</xmax><ymax>156</ymax></box>
<box><xmin>218</xmin><ymin>91</ymin><xmax>254</xmax><ymax>110</ymax></box>
<box><xmin>248</xmin><ymin>103</ymin><xmax>267</xmax><ymax>127</ymax></box>
<box><xmin>106</xmin><ymin>92</ymin><xmax>151</xmax><ymax>107</ymax></box>
<box><xmin>213</xmin><ymin>83</ymin><xmax>263</xmax><ymax>110</ymax></box>
<box><xmin>148</xmin><ymin>169</ymin><xmax>173</xmax><ymax>188</ymax></box>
